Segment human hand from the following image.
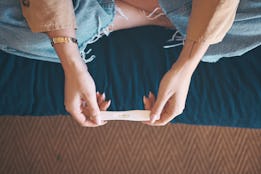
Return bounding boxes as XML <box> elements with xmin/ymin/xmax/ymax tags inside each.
<box><xmin>141</xmin><ymin>38</ymin><xmax>209</xmax><ymax>126</ymax></box>
<box><xmin>81</xmin><ymin>91</ymin><xmax>111</xmax><ymax>119</ymax></box>
<box><xmin>142</xmin><ymin>63</ymin><xmax>193</xmax><ymax>126</ymax></box>
<box><xmin>64</xmin><ymin>62</ymin><xmax>111</xmax><ymax>127</ymax></box>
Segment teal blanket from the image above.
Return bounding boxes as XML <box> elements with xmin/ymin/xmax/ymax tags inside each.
<box><xmin>0</xmin><ymin>27</ymin><xmax>260</xmax><ymax>128</ymax></box>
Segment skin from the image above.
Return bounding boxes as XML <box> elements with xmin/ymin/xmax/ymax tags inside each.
<box><xmin>143</xmin><ymin>39</ymin><xmax>209</xmax><ymax>126</ymax></box>
<box><xmin>80</xmin><ymin>92</ymin><xmax>111</xmax><ymax>127</ymax></box>
<box><xmin>47</xmin><ymin>0</ymin><xmax>210</xmax><ymax>127</ymax></box>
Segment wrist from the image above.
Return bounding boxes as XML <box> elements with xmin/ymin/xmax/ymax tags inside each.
<box><xmin>46</xmin><ymin>28</ymin><xmax>88</xmax><ymax>74</ymax></box>
<box><xmin>51</xmin><ymin>41</ymin><xmax>87</xmax><ymax>73</ymax></box>
<box><xmin>62</xmin><ymin>56</ymin><xmax>87</xmax><ymax>75</ymax></box>
<box><xmin>171</xmin><ymin>39</ymin><xmax>210</xmax><ymax>75</ymax></box>
<box><xmin>170</xmin><ymin>59</ymin><xmax>196</xmax><ymax>79</ymax></box>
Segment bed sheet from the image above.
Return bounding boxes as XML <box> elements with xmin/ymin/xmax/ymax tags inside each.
<box><xmin>0</xmin><ymin>26</ymin><xmax>260</xmax><ymax>128</ymax></box>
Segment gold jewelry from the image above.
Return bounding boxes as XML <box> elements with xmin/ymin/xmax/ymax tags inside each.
<box><xmin>50</xmin><ymin>36</ymin><xmax>78</xmax><ymax>47</ymax></box>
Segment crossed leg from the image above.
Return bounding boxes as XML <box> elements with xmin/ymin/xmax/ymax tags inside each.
<box><xmin>108</xmin><ymin>0</ymin><xmax>175</xmax><ymax>32</ymax></box>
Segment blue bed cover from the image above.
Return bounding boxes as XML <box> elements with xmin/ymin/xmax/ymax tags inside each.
<box><xmin>0</xmin><ymin>26</ymin><xmax>260</xmax><ymax>128</ymax></box>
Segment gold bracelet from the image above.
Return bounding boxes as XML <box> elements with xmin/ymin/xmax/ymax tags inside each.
<box><xmin>50</xmin><ymin>36</ymin><xmax>78</xmax><ymax>47</ymax></box>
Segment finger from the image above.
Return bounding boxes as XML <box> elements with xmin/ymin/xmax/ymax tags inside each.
<box><xmin>65</xmin><ymin>97</ymin><xmax>87</xmax><ymax>124</ymax></box>
<box><xmin>142</xmin><ymin>118</ymin><xmax>164</xmax><ymax>126</ymax></box>
<box><xmin>143</xmin><ymin>91</ymin><xmax>157</xmax><ymax>110</ymax></box>
<box><xmin>103</xmin><ymin>100</ymin><xmax>111</xmax><ymax>111</ymax></box>
<box><xmin>67</xmin><ymin>98</ymin><xmax>105</xmax><ymax>127</ymax></box>
<box><xmin>96</xmin><ymin>91</ymin><xmax>101</xmax><ymax>103</ymax></box>
<box><xmin>80</xmin><ymin>99</ymin><xmax>87</xmax><ymax>108</ymax></box>
<box><xmin>148</xmin><ymin>91</ymin><xmax>156</xmax><ymax>104</ymax></box>
<box><xmin>83</xmin><ymin>92</ymin><xmax>102</xmax><ymax>125</ymax></box>
<box><xmin>145</xmin><ymin>94</ymin><xmax>184</xmax><ymax>126</ymax></box>
<box><xmin>101</xmin><ymin>92</ymin><xmax>106</xmax><ymax>101</ymax></box>
<box><xmin>82</xmin><ymin>107</ymin><xmax>108</xmax><ymax>125</ymax></box>
<box><xmin>155</xmin><ymin>96</ymin><xmax>177</xmax><ymax>124</ymax></box>
<box><xmin>170</xmin><ymin>89</ymin><xmax>187</xmax><ymax>117</ymax></box>
<box><xmin>71</xmin><ymin>110</ymin><xmax>107</xmax><ymax>127</ymax></box>
<box><xmin>150</xmin><ymin>93</ymin><xmax>169</xmax><ymax>123</ymax></box>
<box><xmin>142</xmin><ymin>94</ymin><xmax>174</xmax><ymax>125</ymax></box>
<box><xmin>96</xmin><ymin>92</ymin><xmax>104</xmax><ymax>105</ymax></box>
<box><xmin>148</xmin><ymin>91</ymin><xmax>156</xmax><ymax>109</ymax></box>
<box><xmin>99</xmin><ymin>100</ymin><xmax>111</xmax><ymax>111</ymax></box>
<box><xmin>96</xmin><ymin>91</ymin><xmax>110</xmax><ymax>111</ymax></box>
<box><xmin>144</xmin><ymin>112</ymin><xmax>171</xmax><ymax>126</ymax></box>
<box><xmin>141</xmin><ymin>108</ymin><xmax>172</xmax><ymax>126</ymax></box>
<box><xmin>164</xmin><ymin>81</ymin><xmax>189</xmax><ymax>119</ymax></box>
<box><xmin>70</xmin><ymin>108</ymin><xmax>87</xmax><ymax>126</ymax></box>
<box><xmin>143</xmin><ymin>96</ymin><xmax>151</xmax><ymax>110</ymax></box>
<box><xmin>67</xmin><ymin>97</ymin><xmax>105</xmax><ymax>127</ymax></box>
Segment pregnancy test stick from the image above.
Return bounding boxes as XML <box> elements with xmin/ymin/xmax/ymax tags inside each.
<box><xmin>100</xmin><ymin>110</ymin><xmax>159</xmax><ymax>121</ymax></box>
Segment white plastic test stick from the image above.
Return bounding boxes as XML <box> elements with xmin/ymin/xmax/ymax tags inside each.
<box><xmin>100</xmin><ymin>110</ymin><xmax>153</xmax><ymax>121</ymax></box>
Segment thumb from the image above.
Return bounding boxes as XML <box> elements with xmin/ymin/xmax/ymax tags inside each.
<box><xmin>150</xmin><ymin>94</ymin><xmax>168</xmax><ymax>122</ymax></box>
<box><xmin>84</xmin><ymin>93</ymin><xmax>102</xmax><ymax>125</ymax></box>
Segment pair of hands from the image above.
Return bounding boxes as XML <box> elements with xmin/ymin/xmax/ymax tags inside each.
<box><xmin>64</xmin><ymin>60</ymin><xmax>192</xmax><ymax>127</ymax></box>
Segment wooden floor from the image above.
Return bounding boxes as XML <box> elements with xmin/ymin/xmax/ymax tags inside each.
<box><xmin>0</xmin><ymin>116</ymin><xmax>260</xmax><ymax>174</ymax></box>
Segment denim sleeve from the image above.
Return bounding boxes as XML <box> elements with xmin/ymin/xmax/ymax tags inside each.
<box><xmin>19</xmin><ymin>0</ymin><xmax>77</xmax><ymax>32</ymax></box>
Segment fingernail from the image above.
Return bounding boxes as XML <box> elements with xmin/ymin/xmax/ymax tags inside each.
<box><xmin>102</xmin><ymin>92</ymin><xmax>105</xmax><ymax>99</ymax></box>
<box><xmin>149</xmin><ymin>92</ymin><xmax>153</xmax><ymax>98</ymax></box>
<box><xmin>96</xmin><ymin>91</ymin><xmax>100</xmax><ymax>95</ymax></box>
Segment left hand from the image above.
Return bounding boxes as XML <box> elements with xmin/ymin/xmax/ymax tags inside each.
<box><xmin>142</xmin><ymin>62</ymin><xmax>193</xmax><ymax>126</ymax></box>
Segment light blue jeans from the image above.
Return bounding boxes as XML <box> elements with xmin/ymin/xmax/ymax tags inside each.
<box><xmin>0</xmin><ymin>0</ymin><xmax>260</xmax><ymax>63</ymax></box>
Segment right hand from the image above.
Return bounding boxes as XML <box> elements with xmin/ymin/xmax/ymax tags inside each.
<box><xmin>46</xmin><ymin>28</ymin><xmax>112</xmax><ymax>127</ymax></box>
<box><xmin>63</xmin><ymin>61</ymin><xmax>111</xmax><ymax>127</ymax></box>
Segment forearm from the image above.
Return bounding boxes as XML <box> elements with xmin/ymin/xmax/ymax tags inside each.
<box><xmin>47</xmin><ymin>29</ymin><xmax>86</xmax><ymax>73</ymax></box>
<box><xmin>172</xmin><ymin>39</ymin><xmax>210</xmax><ymax>75</ymax></box>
